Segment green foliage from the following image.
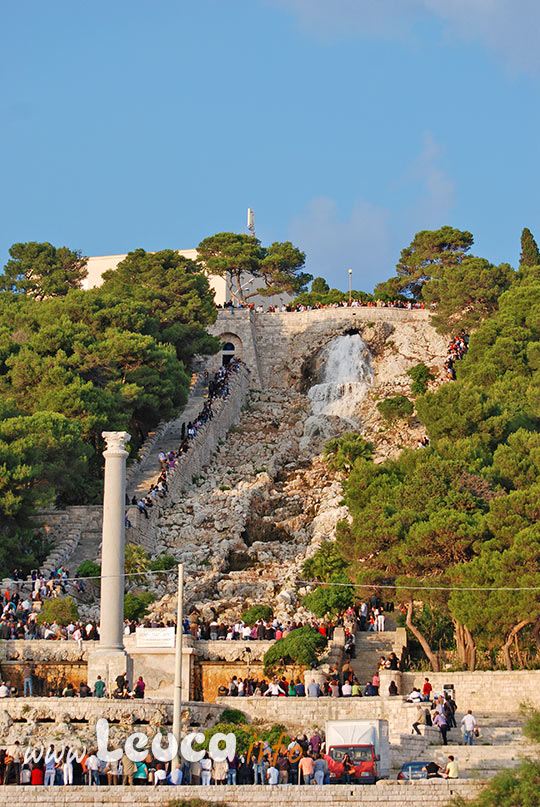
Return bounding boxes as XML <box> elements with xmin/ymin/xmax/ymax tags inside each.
<box><xmin>240</xmin><ymin>604</ymin><xmax>273</xmax><ymax>625</ymax></box>
<box><xmin>194</xmin><ymin>722</ymin><xmax>290</xmax><ymax>757</ymax></box>
<box><xmin>323</xmin><ymin>432</ymin><xmax>374</xmax><ymax>471</ymax></box>
<box><xmin>0</xmin><ymin>241</ymin><xmax>88</xmax><ymax>298</ymax></box>
<box><xmin>302</xmin><ymin>540</ymin><xmax>348</xmax><ymax>581</ymax></box>
<box><xmin>76</xmin><ymin>560</ymin><xmax>101</xmax><ymax>579</ymax></box>
<box><xmin>197</xmin><ymin>232</ymin><xmax>309</xmax><ymax>304</ymax></box>
<box><xmin>263</xmin><ymin>625</ymin><xmax>327</xmax><ymax>673</ymax></box>
<box><xmin>125</xmin><ymin>543</ymin><xmax>150</xmax><ymax>582</ymax></box>
<box><xmin>376</xmin><ymin>226</ymin><xmax>474</xmax><ymax>299</ymax></box>
<box><xmin>0</xmin><ymin>407</ymin><xmax>89</xmax><ymax>577</ymax></box>
<box><xmin>310</xmin><ymin>277</ymin><xmax>330</xmax><ymax>294</ymax></box>
<box><xmin>123</xmin><ymin>591</ymin><xmax>156</xmax><ymax>621</ymax></box>
<box><xmin>295</xmin><ymin>287</ymin><xmax>373</xmax><ymax>307</ymax></box>
<box><xmin>377</xmin><ymin>393</ymin><xmax>414</xmax><ymax>423</ymax></box>
<box><xmin>522</xmin><ymin>706</ymin><xmax>540</xmax><ymax>743</ymax></box>
<box><xmin>407</xmin><ymin>363</ymin><xmax>436</xmax><ymax>395</ymax></box>
<box><xmin>100</xmin><ymin>248</ymin><xmax>218</xmax><ymax>361</ymax></box>
<box><xmin>37</xmin><ymin>596</ymin><xmax>79</xmax><ymax>626</ymax></box>
<box><xmin>303</xmin><ymin>573</ymin><xmax>354</xmax><ymax>617</ymax></box>
<box><xmin>448</xmin><ymin>760</ymin><xmax>540</xmax><ymax>807</ymax></box>
<box><xmin>520</xmin><ymin>227</ymin><xmax>540</xmax><ymax>268</ymax></box>
<box><xmin>0</xmin><ymin>241</ymin><xmax>219</xmax><ymax>541</ymax></box>
<box><xmin>423</xmin><ymin>256</ymin><xmax>514</xmax><ymax>334</ymax></box>
<box><xmin>218</xmin><ymin>707</ymin><xmax>247</xmax><ymax>725</ymax></box>
<box><xmin>396</xmin><ymin>604</ymin><xmax>455</xmax><ymax>653</ymax></box>
<box><xmin>149</xmin><ymin>554</ymin><xmax>177</xmax><ymax>572</ymax></box>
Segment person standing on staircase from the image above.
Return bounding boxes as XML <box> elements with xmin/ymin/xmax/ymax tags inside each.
<box><xmin>433</xmin><ymin>709</ymin><xmax>449</xmax><ymax>745</ymax></box>
<box><xmin>461</xmin><ymin>710</ymin><xmax>478</xmax><ymax>745</ymax></box>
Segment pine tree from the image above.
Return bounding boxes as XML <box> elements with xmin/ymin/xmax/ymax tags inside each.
<box><xmin>520</xmin><ymin>227</ymin><xmax>540</xmax><ymax>267</ymax></box>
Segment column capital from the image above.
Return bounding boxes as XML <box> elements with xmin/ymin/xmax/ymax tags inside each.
<box><xmin>102</xmin><ymin>431</ymin><xmax>131</xmax><ymax>457</ymax></box>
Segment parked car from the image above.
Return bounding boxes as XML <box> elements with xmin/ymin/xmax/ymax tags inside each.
<box><xmin>397</xmin><ymin>761</ymin><xmax>427</xmax><ymax>780</ymax></box>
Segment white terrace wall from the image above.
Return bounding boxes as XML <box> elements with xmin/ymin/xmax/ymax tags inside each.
<box><xmin>0</xmin><ymin>782</ymin><xmax>485</xmax><ymax>806</ymax></box>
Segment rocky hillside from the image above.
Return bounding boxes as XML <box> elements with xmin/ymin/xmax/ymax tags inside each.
<box><xmin>144</xmin><ymin>322</ymin><xmax>449</xmax><ymax>624</ymax></box>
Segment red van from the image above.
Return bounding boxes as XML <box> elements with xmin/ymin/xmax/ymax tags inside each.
<box><xmin>326</xmin><ymin>744</ymin><xmax>378</xmax><ymax>784</ymax></box>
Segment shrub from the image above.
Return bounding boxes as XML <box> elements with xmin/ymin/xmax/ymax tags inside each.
<box><xmin>302</xmin><ymin>541</ymin><xmax>348</xmax><ymax>582</ymax></box>
<box><xmin>125</xmin><ymin>543</ymin><xmax>150</xmax><ymax>582</ymax></box>
<box><xmin>241</xmin><ymin>604</ymin><xmax>273</xmax><ymax>625</ymax></box>
<box><xmin>377</xmin><ymin>393</ymin><xmax>414</xmax><ymax>423</ymax></box>
<box><xmin>219</xmin><ymin>707</ymin><xmax>247</xmax><ymax>725</ymax></box>
<box><xmin>302</xmin><ymin>572</ymin><xmax>354</xmax><ymax>617</ymax></box>
<box><xmin>149</xmin><ymin>554</ymin><xmax>177</xmax><ymax>572</ymax></box>
<box><xmin>76</xmin><ymin>560</ymin><xmax>101</xmax><ymax>579</ymax></box>
<box><xmin>37</xmin><ymin>596</ymin><xmax>78</xmax><ymax>626</ymax></box>
<box><xmin>263</xmin><ymin>626</ymin><xmax>326</xmax><ymax>673</ymax></box>
<box><xmin>407</xmin><ymin>362</ymin><xmax>435</xmax><ymax>396</ymax></box>
<box><xmin>124</xmin><ymin>591</ymin><xmax>156</xmax><ymax>621</ymax></box>
<box><xmin>323</xmin><ymin>433</ymin><xmax>373</xmax><ymax>472</ymax></box>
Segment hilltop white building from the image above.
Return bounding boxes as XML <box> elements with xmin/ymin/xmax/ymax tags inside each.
<box><xmin>83</xmin><ymin>250</ymin><xmax>290</xmax><ymax>308</ymax></box>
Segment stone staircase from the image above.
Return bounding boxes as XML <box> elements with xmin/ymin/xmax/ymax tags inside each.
<box><xmin>393</xmin><ymin>713</ymin><xmax>533</xmax><ymax>779</ymax></box>
<box><xmin>351</xmin><ymin>625</ymin><xmax>406</xmax><ymax>684</ymax></box>
<box><xmin>126</xmin><ymin>375</ymin><xmax>208</xmax><ymax>500</ymax></box>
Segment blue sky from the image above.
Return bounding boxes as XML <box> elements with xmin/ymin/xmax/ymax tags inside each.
<box><xmin>2</xmin><ymin>0</ymin><xmax>540</xmax><ymax>291</ymax></box>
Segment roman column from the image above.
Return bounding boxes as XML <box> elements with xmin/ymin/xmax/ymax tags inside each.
<box><xmin>99</xmin><ymin>430</ymin><xmax>130</xmax><ymax>651</ymax></box>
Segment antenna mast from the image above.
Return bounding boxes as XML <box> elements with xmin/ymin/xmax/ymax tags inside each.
<box><xmin>247</xmin><ymin>207</ymin><xmax>256</xmax><ymax>237</ymax></box>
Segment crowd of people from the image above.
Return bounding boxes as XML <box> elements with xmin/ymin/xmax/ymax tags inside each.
<box><xmin>132</xmin><ymin>358</ymin><xmax>243</xmax><ymax>519</ymax></box>
<box><xmin>218</xmin><ymin>299</ymin><xmax>427</xmax><ymax>313</ymax></box>
<box><xmin>444</xmin><ymin>333</ymin><xmax>469</xmax><ymax>381</ymax></box>
<box><xmin>0</xmin><ymin>728</ymin><xmax>350</xmax><ymax>786</ymax></box>
<box><xmin>408</xmin><ymin>682</ymin><xmax>479</xmax><ymax>747</ymax></box>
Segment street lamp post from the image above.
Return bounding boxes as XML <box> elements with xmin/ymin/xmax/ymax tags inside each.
<box><xmin>348</xmin><ymin>269</ymin><xmax>353</xmax><ymax>304</ymax></box>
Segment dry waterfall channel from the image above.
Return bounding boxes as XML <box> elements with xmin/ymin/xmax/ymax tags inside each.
<box><xmin>150</xmin><ymin>334</ymin><xmax>386</xmax><ymax>623</ymax></box>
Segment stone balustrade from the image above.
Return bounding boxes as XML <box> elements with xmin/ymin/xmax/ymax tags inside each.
<box><xmin>0</xmin><ymin>782</ymin><xmax>485</xmax><ymax>805</ymax></box>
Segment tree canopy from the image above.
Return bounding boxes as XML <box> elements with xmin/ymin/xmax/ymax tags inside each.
<box><xmin>520</xmin><ymin>227</ymin><xmax>540</xmax><ymax>268</ymax></box>
<box><xmin>197</xmin><ymin>232</ymin><xmax>310</xmax><ymax>303</ymax></box>
<box><xmin>0</xmin><ymin>242</ymin><xmax>88</xmax><ymax>298</ymax></box>
<box><xmin>375</xmin><ymin>226</ymin><xmax>474</xmax><ymax>299</ymax></box>
<box><xmin>0</xmin><ymin>240</ymin><xmax>220</xmax><ymax>578</ymax></box>
<box><xmin>325</xmin><ymin>256</ymin><xmax>540</xmax><ymax>671</ymax></box>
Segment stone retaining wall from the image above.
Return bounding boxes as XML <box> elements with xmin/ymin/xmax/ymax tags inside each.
<box><xmin>126</xmin><ymin>365</ymin><xmax>251</xmax><ymax>552</ymax></box>
<box><xmin>400</xmin><ymin>670</ymin><xmax>540</xmax><ymax>712</ymax></box>
<box><xmin>209</xmin><ymin>307</ymin><xmax>442</xmax><ymax>390</ymax></box>
<box><xmin>0</xmin><ymin>781</ymin><xmax>484</xmax><ymax>806</ymax></box>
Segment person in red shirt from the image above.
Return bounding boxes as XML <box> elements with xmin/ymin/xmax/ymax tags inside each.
<box><xmin>30</xmin><ymin>764</ymin><xmax>44</xmax><ymax>785</ymax></box>
<box><xmin>422</xmin><ymin>678</ymin><xmax>433</xmax><ymax>702</ymax></box>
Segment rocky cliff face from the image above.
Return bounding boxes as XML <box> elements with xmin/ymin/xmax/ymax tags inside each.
<box><xmin>146</xmin><ymin>316</ymin><xmax>448</xmax><ymax>624</ymax></box>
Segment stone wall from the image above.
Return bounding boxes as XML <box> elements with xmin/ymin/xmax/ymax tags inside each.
<box><xmin>209</xmin><ymin>307</ymin><xmax>447</xmax><ymax>390</ymax></box>
<box><xmin>126</xmin><ymin>365</ymin><xmax>251</xmax><ymax>552</ymax></box>
<box><xmin>400</xmin><ymin>669</ymin><xmax>540</xmax><ymax>713</ymax></box>
<box><xmin>34</xmin><ymin>506</ymin><xmax>103</xmax><ymax>576</ymax></box>
<box><xmin>0</xmin><ymin>781</ymin><xmax>485</xmax><ymax>805</ymax></box>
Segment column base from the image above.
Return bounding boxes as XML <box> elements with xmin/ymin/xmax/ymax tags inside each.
<box><xmin>87</xmin><ymin>648</ymin><xmax>133</xmax><ymax>695</ymax></box>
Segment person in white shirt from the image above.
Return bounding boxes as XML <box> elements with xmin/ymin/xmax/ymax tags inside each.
<box><xmin>86</xmin><ymin>753</ymin><xmax>100</xmax><ymax>786</ymax></box>
<box><xmin>153</xmin><ymin>764</ymin><xmax>167</xmax><ymax>786</ymax></box>
<box><xmin>342</xmin><ymin>681</ymin><xmax>353</xmax><ymax>697</ymax></box>
<box><xmin>267</xmin><ymin>765</ymin><xmax>279</xmax><ymax>785</ymax></box>
<box><xmin>461</xmin><ymin>710</ymin><xmax>478</xmax><ymax>745</ymax></box>
<box><xmin>0</xmin><ymin>682</ymin><xmax>9</xmax><ymax>698</ymax></box>
<box><xmin>264</xmin><ymin>679</ymin><xmax>285</xmax><ymax>696</ymax></box>
<box><xmin>201</xmin><ymin>754</ymin><xmax>213</xmax><ymax>785</ymax></box>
